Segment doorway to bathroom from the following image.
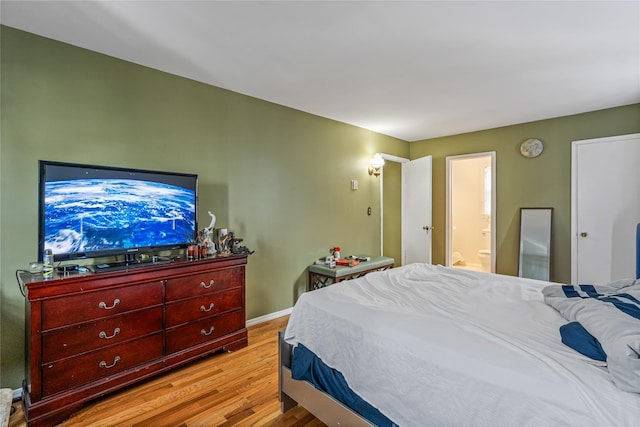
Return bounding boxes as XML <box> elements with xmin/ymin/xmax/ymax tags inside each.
<box><xmin>446</xmin><ymin>152</ymin><xmax>496</xmax><ymax>273</ymax></box>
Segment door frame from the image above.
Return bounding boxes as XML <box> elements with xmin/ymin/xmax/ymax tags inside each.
<box><xmin>378</xmin><ymin>153</ymin><xmax>409</xmax><ymax>258</ymax></box>
<box><xmin>445</xmin><ymin>151</ymin><xmax>496</xmax><ymax>272</ymax></box>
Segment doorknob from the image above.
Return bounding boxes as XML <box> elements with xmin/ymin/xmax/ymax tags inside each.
<box><xmin>580</xmin><ymin>232</ymin><xmax>588</xmax><ymax>237</ymax></box>
<box><xmin>423</xmin><ymin>226</ymin><xmax>433</xmax><ymax>231</ymax></box>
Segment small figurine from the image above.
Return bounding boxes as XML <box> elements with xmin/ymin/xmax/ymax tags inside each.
<box><xmin>200</xmin><ymin>211</ymin><xmax>217</xmax><ymax>255</ymax></box>
<box><xmin>229</xmin><ymin>232</ymin><xmax>255</xmax><ymax>255</ymax></box>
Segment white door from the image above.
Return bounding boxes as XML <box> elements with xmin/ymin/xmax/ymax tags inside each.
<box><xmin>402</xmin><ymin>156</ymin><xmax>433</xmax><ymax>265</ymax></box>
<box><xmin>572</xmin><ymin>133</ymin><xmax>640</xmax><ymax>284</ymax></box>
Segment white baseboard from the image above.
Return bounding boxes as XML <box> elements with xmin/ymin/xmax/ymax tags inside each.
<box><xmin>12</xmin><ymin>388</ymin><xmax>22</xmax><ymax>402</ymax></box>
<box><xmin>246</xmin><ymin>307</ymin><xmax>293</xmax><ymax>327</ymax></box>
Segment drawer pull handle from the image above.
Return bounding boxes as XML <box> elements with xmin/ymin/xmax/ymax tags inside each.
<box><xmin>200</xmin><ymin>303</ymin><xmax>215</xmax><ymax>312</ymax></box>
<box><xmin>98</xmin><ymin>299</ymin><xmax>120</xmax><ymax>310</ymax></box>
<box><xmin>200</xmin><ymin>326</ymin><xmax>215</xmax><ymax>336</ymax></box>
<box><xmin>99</xmin><ymin>356</ymin><xmax>121</xmax><ymax>369</ymax></box>
<box><xmin>99</xmin><ymin>327</ymin><xmax>121</xmax><ymax>339</ymax></box>
<box><xmin>200</xmin><ymin>280</ymin><xmax>215</xmax><ymax>289</ymax></box>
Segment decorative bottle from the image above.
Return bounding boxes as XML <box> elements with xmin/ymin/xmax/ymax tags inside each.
<box><xmin>43</xmin><ymin>249</ymin><xmax>54</xmax><ymax>279</ymax></box>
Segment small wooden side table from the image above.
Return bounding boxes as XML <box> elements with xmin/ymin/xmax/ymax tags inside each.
<box><xmin>308</xmin><ymin>255</ymin><xmax>394</xmax><ymax>291</ymax></box>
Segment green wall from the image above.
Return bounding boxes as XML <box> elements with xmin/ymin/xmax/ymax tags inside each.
<box><xmin>410</xmin><ymin>104</ymin><xmax>640</xmax><ymax>281</ymax></box>
<box><xmin>0</xmin><ymin>26</ymin><xmax>408</xmax><ymax>388</ymax></box>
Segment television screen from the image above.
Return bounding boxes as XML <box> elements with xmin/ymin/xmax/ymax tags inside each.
<box><xmin>39</xmin><ymin>161</ymin><xmax>198</xmax><ymax>262</ymax></box>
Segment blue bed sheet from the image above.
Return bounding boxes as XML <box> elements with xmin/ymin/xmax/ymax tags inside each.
<box><xmin>291</xmin><ymin>343</ymin><xmax>397</xmax><ymax>427</ymax></box>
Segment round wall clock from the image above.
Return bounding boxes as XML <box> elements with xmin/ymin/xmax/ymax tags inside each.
<box><xmin>520</xmin><ymin>138</ymin><xmax>544</xmax><ymax>158</ymax></box>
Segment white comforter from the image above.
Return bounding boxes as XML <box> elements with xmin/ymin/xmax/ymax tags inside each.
<box><xmin>284</xmin><ymin>264</ymin><xmax>640</xmax><ymax>427</ymax></box>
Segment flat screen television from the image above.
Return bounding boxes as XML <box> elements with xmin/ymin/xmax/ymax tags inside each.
<box><xmin>38</xmin><ymin>161</ymin><xmax>198</xmax><ymax>263</ymax></box>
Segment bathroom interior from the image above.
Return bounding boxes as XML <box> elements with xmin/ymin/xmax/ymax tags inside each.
<box><xmin>449</xmin><ymin>154</ymin><xmax>494</xmax><ymax>273</ymax></box>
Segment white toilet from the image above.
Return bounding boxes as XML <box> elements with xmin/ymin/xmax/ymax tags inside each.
<box><xmin>477</xmin><ymin>249</ymin><xmax>491</xmax><ymax>272</ymax></box>
<box><xmin>477</xmin><ymin>228</ymin><xmax>491</xmax><ymax>272</ymax></box>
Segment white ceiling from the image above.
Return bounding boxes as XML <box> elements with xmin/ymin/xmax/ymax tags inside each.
<box><xmin>2</xmin><ymin>1</ymin><xmax>639</xmax><ymax>141</ymax></box>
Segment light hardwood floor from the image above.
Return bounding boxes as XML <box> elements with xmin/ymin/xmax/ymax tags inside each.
<box><xmin>10</xmin><ymin>315</ymin><xmax>324</xmax><ymax>427</ymax></box>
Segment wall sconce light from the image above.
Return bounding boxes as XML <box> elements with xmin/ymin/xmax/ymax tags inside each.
<box><xmin>368</xmin><ymin>153</ymin><xmax>385</xmax><ymax>177</ymax></box>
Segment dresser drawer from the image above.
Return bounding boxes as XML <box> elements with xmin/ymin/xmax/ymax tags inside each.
<box><xmin>41</xmin><ymin>307</ymin><xmax>163</xmax><ymax>363</ymax></box>
<box><xmin>165</xmin><ymin>288</ymin><xmax>242</xmax><ymax>327</ymax></box>
<box><xmin>165</xmin><ymin>267</ymin><xmax>243</xmax><ymax>301</ymax></box>
<box><xmin>166</xmin><ymin>310</ymin><xmax>244</xmax><ymax>354</ymax></box>
<box><xmin>41</xmin><ymin>333</ymin><xmax>163</xmax><ymax>397</ymax></box>
<box><xmin>42</xmin><ymin>281</ymin><xmax>163</xmax><ymax>330</ymax></box>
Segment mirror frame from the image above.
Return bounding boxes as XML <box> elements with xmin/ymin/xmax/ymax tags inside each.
<box><xmin>518</xmin><ymin>208</ymin><xmax>553</xmax><ymax>281</ymax></box>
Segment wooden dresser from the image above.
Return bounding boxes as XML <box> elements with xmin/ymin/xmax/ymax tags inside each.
<box><xmin>22</xmin><ymin>255</ymin><xmax>248</xmax><ymax>427</ymax></box>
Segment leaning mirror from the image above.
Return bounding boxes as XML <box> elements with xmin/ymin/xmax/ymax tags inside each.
<box><xmin>518</xmin><ymin>208</ymin><xmax>553</xmax><ymax>281</ymax></box>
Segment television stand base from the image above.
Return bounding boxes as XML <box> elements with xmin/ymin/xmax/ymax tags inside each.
<box><xmin>93</xmin><ymin>258</ymin><xmax>173</xmax><ymax>272</ymax></box>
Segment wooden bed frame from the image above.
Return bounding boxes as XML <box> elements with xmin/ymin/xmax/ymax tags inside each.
<box><xmin>278</xmin><ymin>331</ymin><xmax>375</xmax><ymax>426</ymax></box>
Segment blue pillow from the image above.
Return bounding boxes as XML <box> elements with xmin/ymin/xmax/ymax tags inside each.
<box><xmin>560</xmin><ymin>321</ymin><xmax>607</xmax><ymax>362</ymax></box>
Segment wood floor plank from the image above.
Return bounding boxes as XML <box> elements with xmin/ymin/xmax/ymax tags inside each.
<box><xmin>9</xmin><ymin>315</ymin><xmax>325</xmax><ymax>427</ymax></box>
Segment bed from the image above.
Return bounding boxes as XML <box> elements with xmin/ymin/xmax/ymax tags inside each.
<box><xmin>279</xmin><ymin>234</ymin><xmax>640</xmax><ymax>426</ymax></box>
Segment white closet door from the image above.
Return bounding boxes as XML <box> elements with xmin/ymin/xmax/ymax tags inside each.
<box><xmin>572</xmin><ymin>133</ymin><xmax>640</xmax><ymax>284</ymax></box>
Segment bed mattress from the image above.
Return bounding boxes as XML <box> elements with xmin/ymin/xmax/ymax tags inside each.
<box><xmin>284</xmin><ymin>264</ymin><xmax>640</xmax><ymax>427</ymax></box>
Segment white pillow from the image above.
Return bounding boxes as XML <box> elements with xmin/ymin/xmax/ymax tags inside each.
<box><xmin>543</xmin><ymin>279</ymin><xmax>640</xmax><ymax>393</ymax></box>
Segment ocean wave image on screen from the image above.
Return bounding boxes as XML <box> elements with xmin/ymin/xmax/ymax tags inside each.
<box><xmin>44</xmin><ymin>179</ymin><xmax>196</xmax><ymax>255</ymax></box>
